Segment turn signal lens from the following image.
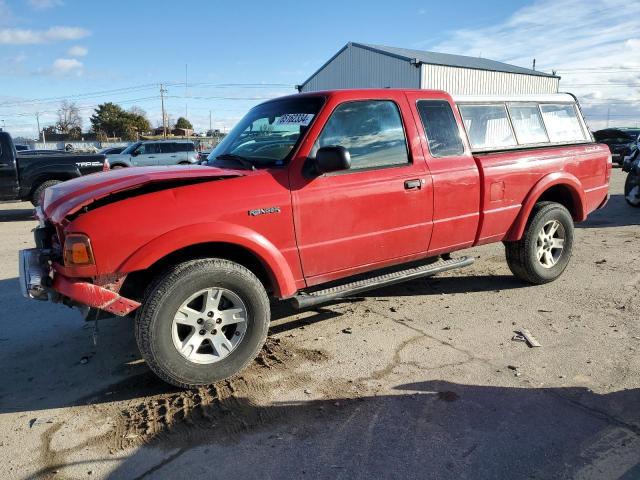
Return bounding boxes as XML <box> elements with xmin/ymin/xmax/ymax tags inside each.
<box><xmin>63</xmin><ymin>234</ymin><xmax>95</xmax><ymax>266</ymax></box>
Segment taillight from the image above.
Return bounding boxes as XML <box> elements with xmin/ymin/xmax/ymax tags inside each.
<box><xmin>63</xmin><ymin>234</ymin><xmax>95</xmax><ymax>266</ymax></box>
<box><xmin>103</xmin><ymin>158</ymin><xmax>110</xmax><ymax>172</ymax></box>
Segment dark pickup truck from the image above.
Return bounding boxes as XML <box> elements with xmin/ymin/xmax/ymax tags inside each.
<box><xmin>0</xmin><ymin>131</ymin><xmax>109</xmax><ymax>206</ymax></box>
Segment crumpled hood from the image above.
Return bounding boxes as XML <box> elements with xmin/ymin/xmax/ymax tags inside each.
<box><xmin>43</xmin><ymin>165</ymin><xmax>245</xmax><ymax>224</ymax></box>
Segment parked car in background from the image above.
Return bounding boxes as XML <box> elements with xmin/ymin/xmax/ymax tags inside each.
<box><xmin>99</xmin><ymin>146</ymin><xmax>126</xmax><ymax>155</ymax></box>
<box><xmin>19</xmin><ymin>89</ymin><xmax>610</xmax><ymax>388</ymax></box>
<box><xmin>0</xmin><ymin>131</ymin><xmax>109</xmax><ymax>206</ymax></box>
<box><xmin>593</xmin><ymin>128</ymin><xmax>640</xmax><ymax>165</ymax></box>
<box><xmin>197</xmin><ymin>151</ymin><xmax>211</xmax><ymax>162</ymax></box>
<box><xmin>15</xmin><ymin>144</ymin><xmax>30</xmax><ymax>151</ymax></box>
<box><xmin>106</xmin><ymin>140</ymin><xmax>198</xmax><ymax>168</ymax></box>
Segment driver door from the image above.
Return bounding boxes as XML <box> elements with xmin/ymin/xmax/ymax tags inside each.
<box><xmin>290</xmin><ymin>94</ymin><xmax>433</xmax><ymax>286</ymax></box>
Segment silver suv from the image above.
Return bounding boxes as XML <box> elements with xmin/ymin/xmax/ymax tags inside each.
<box><xmin>106</xmin><ymin>140</ymin><xmax>198</xmax><ymax>168</ymax></box>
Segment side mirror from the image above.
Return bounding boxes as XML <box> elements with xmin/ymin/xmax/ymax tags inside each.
<box><xmin>315</xmin><ymin>146</ymin><xmax>351</xmax><ymax>174</ymax></box>
<box><xmin>131</xmin><ymin>150</ymin><xmax>139</xmax><ymax>157</ymax></box>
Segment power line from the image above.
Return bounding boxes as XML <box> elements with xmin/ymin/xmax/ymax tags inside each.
<box><xmin>0</xmin><ymin>82</ymin><xmax>295</xmax><ymax>109</ymax></box>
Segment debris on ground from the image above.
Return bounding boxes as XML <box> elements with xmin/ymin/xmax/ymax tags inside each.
<box><xmin>341</xmin><ymin>327</ymin><xmax>352</xmax><ymax>334</ymax></box>
<box><xmin>512</xmin><ymin>329</ymin><xmax>542</xmax><ymax>348</ymax></box>
<box><xmin>29</xmin><ymin>417</ymin><xmax>53</xmax><ymax>428</ymax></box>
<box><xmin>595</xmin><ymin>259</ymin><xmax>607</xmax><ymax>265</ymax></box>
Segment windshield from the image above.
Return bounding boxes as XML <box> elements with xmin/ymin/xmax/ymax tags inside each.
<box><xmin>208</xmin><ymin>96</ymin><xmax>325</xmax><ymax>168</ymax></box>
<box><xmin>121</xmin><ymin>142</ymin><xmax>141</xmax><ymax>155</ymax></box>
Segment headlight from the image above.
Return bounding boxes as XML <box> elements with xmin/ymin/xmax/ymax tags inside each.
<box><xmin>63</xmin><ymin>234</ymin><xmax>95</xmax><ymax>266</ymax></box>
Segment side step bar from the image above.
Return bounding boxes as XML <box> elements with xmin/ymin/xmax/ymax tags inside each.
<box><xmin>291</xmin><ymin>256</ymin><xmax>474</xmax><ymax>309</ymax></box>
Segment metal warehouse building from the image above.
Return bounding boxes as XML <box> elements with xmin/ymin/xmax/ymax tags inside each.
<box><xmin>298</xmin><ymin>42</ymin><xmax>560</xmax><ymax>95</ymax></box>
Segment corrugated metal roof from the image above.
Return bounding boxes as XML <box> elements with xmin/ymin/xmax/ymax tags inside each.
<box><xmin>355</xmin><ymin>42</ymin><xmax>557</xmax><ymax>78</ymax></box>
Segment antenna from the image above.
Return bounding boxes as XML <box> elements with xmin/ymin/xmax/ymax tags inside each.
<box><xmin>532</xmin><ymin>58</ymin><xmax>536</xmax><ymax>71</ymax></box>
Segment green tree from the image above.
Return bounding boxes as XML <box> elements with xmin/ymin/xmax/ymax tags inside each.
<box><xmin>174</xmin><ymin>117</ymin><xmax>193</xmax><ymax>130</ymax></box>
<box><xmin>90</xmin><ymin>103</ymin><xmax>151</xmax><ymax>140</ymax></box>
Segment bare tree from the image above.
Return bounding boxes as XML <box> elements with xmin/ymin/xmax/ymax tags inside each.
<box><xmin>56</xmin><ymin>100</ymin><xmax>82</xmax><ymax>137</ymax></box>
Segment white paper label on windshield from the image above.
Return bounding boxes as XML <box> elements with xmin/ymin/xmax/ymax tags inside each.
<box><xmin>276</xmin><ymin>113</ymin><xmax>314</xmax><ymax>126</ymax></box>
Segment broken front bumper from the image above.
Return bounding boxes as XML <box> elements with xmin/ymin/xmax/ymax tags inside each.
<box><xmin>18</xmin><ymin>248</ymin><xmax>140</xmax><ymax>317</ymax></box>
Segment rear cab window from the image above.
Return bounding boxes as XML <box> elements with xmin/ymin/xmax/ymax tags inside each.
<box><xmin>314</xmin><ymin>100</ymin><xmax>409</xmax><ymax>171</ymax></box>
<box><xmin>416</xmin><ymin>100</ymin><xmax>465</xmax><ymax>157</ymax></box>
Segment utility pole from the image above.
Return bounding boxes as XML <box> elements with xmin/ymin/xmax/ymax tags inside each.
<box><xmin>36</xmin><ymin>112</ymin><xmax>41</xmax><ymax>141</ymax></box>
<box><xmin>532</xmin><ymin>58</ymin><xmax>536</xmax><ymax>71</ymax></box>
<box><xmin>209</xmin><ymin>110</ymin><xmax>212</xmax><ymax>134</ymax></box>
<box><xmin>160</xmin><ymin>84</ymin><xmax>167</xmax><ymax>139</ymax></box>
<box><xmin>185</xmin><ymin>64</ymin><xmax>188</xmax><ymax>119</ymax></box>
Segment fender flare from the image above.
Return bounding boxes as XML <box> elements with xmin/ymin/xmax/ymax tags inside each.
<box><xmin>505</xmin><ymin>172</ymin><xmax>586</xmax><ymax>242</ymax></box>
<box><xmin>118</xmin><ymin>222</ymin><xmax>298</xmax><ymax>298</ymax></box>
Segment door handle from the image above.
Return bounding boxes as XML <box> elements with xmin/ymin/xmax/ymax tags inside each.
<box><xmin>404</xmin><ymin>179</ymin><xmax>421</xmax><ymax>190</ymax></box>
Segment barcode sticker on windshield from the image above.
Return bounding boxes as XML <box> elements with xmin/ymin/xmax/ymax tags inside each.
<box><xmin>276</xmin><ymin>113</ymin><xmax>314</xmax><ymax>126</ymax></box>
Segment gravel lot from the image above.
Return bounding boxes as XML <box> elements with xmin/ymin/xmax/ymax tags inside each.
<box><xmin>0</xmin><ymin>169</ymin><xmax>638</xmax><ymax>480</ymax></box>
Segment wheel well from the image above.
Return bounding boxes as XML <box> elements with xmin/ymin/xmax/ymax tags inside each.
<box><xmin>109</xmin><ymin>163</ymin><xmax>128</xmax><ymax>168</ymax></box>
<box><xmin>536</xmin><ymin>185</ymin><xmax>578</xmax><ymax>220</ymax></box>
<box><xmin>120</xmin><ymin>242</ymin><xmax>273</xmax><ymax>302</ymax></box>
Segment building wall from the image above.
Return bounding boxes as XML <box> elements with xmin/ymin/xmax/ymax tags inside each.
<box><xmin>421</xmin><ymin>64</ymin><xmax>559</xmax><ymax>95</ymax></box>
<box><xmin>300</xmin><ymin>45</ymin><xmax>421</xmax><ymax>92</ymax></box>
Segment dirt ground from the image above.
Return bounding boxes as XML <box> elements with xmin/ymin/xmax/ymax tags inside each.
<box><xmin>0</xmin><ymin>169</ymin><xmax>639</xmax><ymax>480</ymax></box>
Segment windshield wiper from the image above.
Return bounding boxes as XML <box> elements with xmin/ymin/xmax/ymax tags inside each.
<box><xmin>214</xmin><ymin>153</ymin><xmax>256</xmax><ymax>171</ymax></box>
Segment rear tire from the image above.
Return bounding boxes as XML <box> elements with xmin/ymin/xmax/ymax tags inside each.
<box><xmin>135</xmin><ymin>258</ymin><xmax>270</xmax><ymax>388</ymax></box>
<box><xmin>31</xmin><ymin>180</ymin><xmax>62</xmax><ymax>207</ymax></box>
<box><xmin>504</xmin><ymin>202</ymin><xmax>574</xmax><ymax>284</ymax></box>
<box><xmin>624</xmin><ymin>173</ymin><xmax>640</xmax><ymax>207</ymax></box>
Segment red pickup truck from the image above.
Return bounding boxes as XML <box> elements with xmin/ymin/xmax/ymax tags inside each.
<box><xmin>20</xmin><ymin>89</ymin><xmax>610</xmax><ymax>387</ymax></box>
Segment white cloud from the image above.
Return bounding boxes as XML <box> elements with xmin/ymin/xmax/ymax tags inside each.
<box><xmin>0</xmin><ymin>26</ymin><xmax>90</xmax><ymax>44</ymax></box>
<box><xmin>27</xmin><ymin>0</ymin><xmax>64</xmax><ymax>10</ymax></box>
<box><xmin>52</xmin><ymin>57</ymin><xmax>83</xmax><ymax>75</ymax></box>
<box><xmin>67</xmin><ymin>45</ymin><xmax>88</xmax><ymax>57</ymax></box>
<box><xmin>426</xmin><ymin>0</ymin><xmax>640</xmax><ymax>129</ymax></box>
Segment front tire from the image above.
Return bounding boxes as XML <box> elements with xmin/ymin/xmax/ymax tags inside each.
<box><xmin>31</xmin><ymin>179</ymin><xmax>62</xmax><ymax>207</ymax></box>
<box><xmin>504</xmin><ymin>202</ymin><xmax>574</xmax><ymax>284</ymax></box>
<box><xmin>135</xmin><ymin>258</ymin><xmax>270</xmax><ymax>388</ymax></box>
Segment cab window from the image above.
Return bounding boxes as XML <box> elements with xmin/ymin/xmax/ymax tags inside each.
<box><xmin>315</xmin><ymin>100</ymin><xmax>409</xmax><ymax>170</ymax></box>
<box><xmin>416</xmin><ymin>100</ymin><xmax>464</xmax><ymax>157</ymax></box>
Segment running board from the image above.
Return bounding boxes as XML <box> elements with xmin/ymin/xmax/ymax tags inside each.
<box><xmin>291</xmin><ymin>256</ymin><xmax>474</xmax><ymax>309</ymax></box>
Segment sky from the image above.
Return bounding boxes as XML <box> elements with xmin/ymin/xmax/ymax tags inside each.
<box><xmin>0</xmin><ymin>0</ymin><xmax>638</xmax><ymax>138</ymax></box>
